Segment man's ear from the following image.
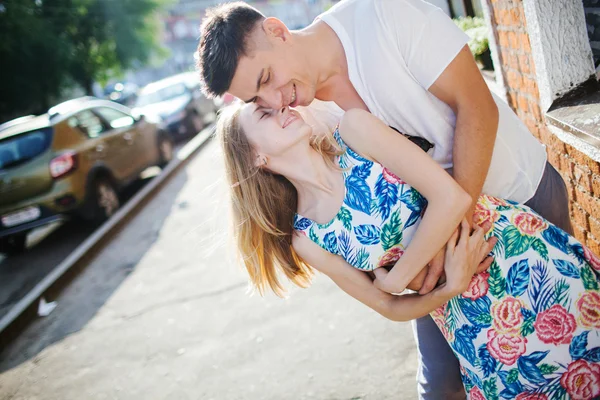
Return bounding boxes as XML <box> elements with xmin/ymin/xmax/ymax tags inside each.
<box><xmin>262</xmin><ymin>17</ymin><xmax>290</xmax><ymax>42</ymax></box>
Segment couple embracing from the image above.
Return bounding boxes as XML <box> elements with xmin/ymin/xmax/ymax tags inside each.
<box><xmin>197</xmin><ymin>0</ymin><xmax>600</xmax><ymax>398</ymax></box>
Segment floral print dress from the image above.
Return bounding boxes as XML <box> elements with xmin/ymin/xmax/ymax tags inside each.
<box><xmin>294</xmin><ymin>129</ymin><xmax>600</xmax><ymax>400</ymax></box>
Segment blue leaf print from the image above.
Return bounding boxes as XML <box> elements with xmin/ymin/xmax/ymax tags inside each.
<box><xmin>294</xmin><ymin>216</ymin><xmax>312</xmax><ymax>231</ymax></box>
<box><xmin>584</xmin><ymin>347</ymin><xmax>600</xmax><ymax>362</ymax></box>
<box><xmin>337</xmin><ymin>231</ymin><xmax>352</xmax><ymax>260</ymax></box>
<box><xmin>400</xmin><ymin>188</ymin><xmax>426</xmax><ymax>212</ymax></box>
<box><xmin>374</xmin><ymin>174</ymin><xmax>398</xmax><ymax>220</ymax></box>
<box><xmin>354</xmin><ymin>224</ymin><xmax>381</xmax><ymax>245</ymax></box>
<box><xmin>541</xmin><ymin>224</ymin><xmax>569</xmax><ymax>253</ymax></box>
<box><xmin>506</xmin><ymin>259</ymin><xmax>530</xmax><ymax>297</ymax></box>
<box><xmin>570</xmin><ymin>331</ymin><xmax>589</xmax><ymax>360</ymax></box>
<box><xmin>451</xmin><ymin>325</ymin><xmax>481</xmax><ymax>366</ymax></box>
<box><xmin>570</xmin><ymin>243</ymin><xmax>588</xmax><ymax>264</ymax></box>
<box><xmin>477</xmin><ymin>344</ymin><xmax>497</xmax><ymax>378</ymax></box>
<box><xmin>332</xmin><ymin>129</ymin><xmax>345</xmax><ymax>147</ymax></box>
<box><xmin>498</xmin><ymin>370</ymin><xmax>523</xmax><ymax>399</ymax></box>
<box><xmin>552</xmin><ymin>258</ymin><xmax>581</xmax><ymax>279</ymax></box>
<box><xmin>346</xmin><ymin>144</ymin><xmax>371</xmax><ymax>163</ymax></box>
<box><xmin>404</xmin><ymin>210</ymin><xmax>421</xmax><ymax>230</ymax></box>
<box><xmin>350</xmin><ymin>247</ymin><xmax>371</xmax><ymax>270</ymax></box>
<box><xmin>344</xmin><ymin>175</ymin><xmax>372</xmax><ymax>215</ymax></box>
<box><xmin>522</xmin><ymin>351</ymin><xmax>549</xmax><ymax>365</ymax></box>
<box><xmin>522</xmin><ymin>307</ymin><xmax>535</xmax><ymax>320</ymax></box>
<box><xmin>517</xmin><ymin>356</ymin><xmax>547</xmax><ymax>386</ymax></box>
<box><xmin>338</xmin><ymin>153</ymin><xmax>349</xmax><ymax>169</ymax></box>
<box><xmin>528</xmin><ymin>262</ymin><xmax>554</xmax><ymax>313</ymax></box>
<box><xmin>464</xmin><ymin>367</ymin><xmax>483</xmax><ymax>391</ymax></box>
<box><xmin>458</xmin><ymin>296</ymin><xmax>492</xmax><ymax>327</ymax></box>
<box><xmin>323</xmin><ymin>232</ymin><xmax>338</xmax><ymax>254</ymax></box>
<box><xmin>498</xmin><ymin>214</ymin><xmax>509</xmax><ymax>224</ymax></box>
<box><xmin>351</xmin><ymin>162</ymin><xmax>372</xmax><ymax>180</ymax></box>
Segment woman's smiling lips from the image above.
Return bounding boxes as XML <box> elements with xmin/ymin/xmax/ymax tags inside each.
<box><xmin>282</xmin><ymin>113</ymin><xmax>299</xmax><ymax>129</ymax></box>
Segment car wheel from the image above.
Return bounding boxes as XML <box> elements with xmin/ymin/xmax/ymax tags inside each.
<box><xmin>87</xmin><ymin>177</ymin><xmax>120</xmax><ymax>223</ymax></box>
<box><xmin>158</xmin><ymin>135</ymin><xmax>174</xmax><ymax>168</ymax></box>
<box><xmin>0</xmin><ymin>232</ymin><xmax>28</xmax><ymax>255</ymax></box>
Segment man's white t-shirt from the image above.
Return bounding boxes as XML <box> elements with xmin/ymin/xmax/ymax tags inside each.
<box><xmin>303</xmin><ymin>0</ymin><xmax>547</xmax><ymax>203</ymax></box>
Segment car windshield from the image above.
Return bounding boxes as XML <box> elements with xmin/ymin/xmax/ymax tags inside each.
<box><xmin>0</xmin><ymin>128</ymin><xmax>53</xmax><ymax>170</ymax></box>
<box><xmin>135</xmin><ymin>82</ymin><xmax>187</xmax><ymax>107</ymax></box>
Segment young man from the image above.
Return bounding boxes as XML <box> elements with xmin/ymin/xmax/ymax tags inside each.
<box><xmin>196</xmin><ymin>1</ymin><xmax>573</xmax><ymax>398</ymax></box>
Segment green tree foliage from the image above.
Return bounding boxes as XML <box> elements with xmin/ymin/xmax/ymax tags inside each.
<box><xmin>0</xmin><ymin>0</ymin><xmax>170</xmax><ymax>122</ymax></box>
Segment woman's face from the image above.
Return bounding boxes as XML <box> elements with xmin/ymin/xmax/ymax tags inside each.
<box><xmin>238</xmin><ymin>103</ymin><xmax>311</xmax><ymax>162</ymax></box>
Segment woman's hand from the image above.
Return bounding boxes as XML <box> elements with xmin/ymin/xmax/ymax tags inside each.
<box><xmin>444</xmin><ymin>218</ymin><xmax>497</xmax><ymax>295</ymax></box>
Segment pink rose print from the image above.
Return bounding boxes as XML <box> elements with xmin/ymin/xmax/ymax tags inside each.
<box><xmin>560</xmin><ymin>359</ymin><xmax>600</xmax><ymax>400</ymax></box>
<box><xmin>576</xmin><ymin>291</ymin><xmax>600</xmax><ymax>329</ymax></box>
<box><xmin>483</xmin><ymin>194</ymin><xmax>509</xmax><ymax>207</ymax></box>
<box><xmin>382</xmin><ymin>168</ymin><xmax>404</xmax><ymax>184</ymax></box>
<box><xmin>583</xmin><ymin>245</ymin><xmax>600</xmax><ymax>271</ymax></box>
<box><xmin>512</xmin><ymin>212</ymin><xmax>548</xmax><ymax>236</ymax></box>
<box><xmin>473</xmin><ymin>201</ymin><xmax>500</xmax><ymax>230</ymax></box>
<box><xmin>469</xmin><ymin>386</ymin><xmax>485</xmax><ymax>400</ymax></box>
<box><xmin>437</xmin><ymin>323</ymin><xmax>454</xmax><ymax>343</ymax></box>
<box><xmin>378</xmin><ymin>247</ymin><xmax>404</xmax><ymax>267</ymax></box>
<box><xmin>462</xmin><ymin>272</ymin><xmax>490</xmax><ymax>300</ymax></box>
<box><xmin>515</xmin><ymin>394</ymin><xmax>548</xmax><ymax>400</ymax></box>
<box><xmin>486</xmin><ymin>329</ymin><xmax>527</xmax><ymax>365</ymax></box>
<box><xmin>491</xmin><ymin>296</ymin><xmax>523</xmax><ymax>334</ymax></box>
<box><xmin>431</xmin><ymin>304</ymin><xmax>445</xmax><ymax>322</ymax></box>
<box><xmin>533</xmin><ymin>304</ymin><xmax>577</xmax><ymax>345</ymax></box>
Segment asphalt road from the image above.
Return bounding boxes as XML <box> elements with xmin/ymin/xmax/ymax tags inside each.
<box><xmin>0</xmin><ymin>138</ymin><xmax>419</xmax><ymax>400</ymax></box>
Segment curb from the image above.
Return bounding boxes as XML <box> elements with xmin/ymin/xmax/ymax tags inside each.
<box><xmin>0</xmin><ymin>124</ymin><xmax>215</xmax><ymax>334</ymax></box>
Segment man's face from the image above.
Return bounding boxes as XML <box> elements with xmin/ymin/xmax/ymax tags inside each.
<box><xmin>228</xmin><ymin>19</ymin><xmax>316</xmax><ymax>110</ymax></box>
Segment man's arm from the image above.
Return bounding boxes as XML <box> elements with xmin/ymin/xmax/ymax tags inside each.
<box><xmin>429</xmin><ymin>45</ymin><xmax>499</xmax><ymax>221</ymax></box>
<box><xmin>419</xmin><ymin>45</ymin><xmax>499</xmax><ymax>294</ymax></box>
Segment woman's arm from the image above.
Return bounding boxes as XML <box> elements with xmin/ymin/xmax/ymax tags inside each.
<box><xmin>338</xmin><ymin>109</ymin><xmax>472</xmax><ymax>295</ymax></box>
<box><xmin>292</xmin><ymin>234</ymin><xmax>459</xmax><ymax>321</ymax></box>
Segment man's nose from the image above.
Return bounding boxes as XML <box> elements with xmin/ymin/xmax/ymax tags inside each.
<box><xmin>262</xmin><ymin>90</ymin><xmax>283</xmax><ymax>109</ymax></box>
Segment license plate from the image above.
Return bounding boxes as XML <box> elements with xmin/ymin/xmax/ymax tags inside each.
<box><xmin>2</xmin><ymin>206</ymin><xmax>41</xmax><ymax>227</ymax></box>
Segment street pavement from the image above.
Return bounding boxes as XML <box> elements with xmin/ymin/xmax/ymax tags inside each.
<box><xmin>0</xmin><ymin>138</ymin><xmax>419</xmax><ymax>400</ymax></box>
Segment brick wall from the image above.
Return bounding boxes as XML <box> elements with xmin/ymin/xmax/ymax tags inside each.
<box><xmin>486</xmin><ymin>0</ymin><xmax>600</xmax><ymax>253</ymax></box>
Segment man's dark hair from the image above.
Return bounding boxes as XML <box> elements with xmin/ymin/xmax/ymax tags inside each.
<box><xmin>197</xmin><ymin>2</ymin><xmax>265</xmax><ymax>98</ymax></box>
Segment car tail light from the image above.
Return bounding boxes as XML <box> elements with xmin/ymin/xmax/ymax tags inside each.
<box><xmin>50</xmin><ymin>151</ymin><xmax>78</xmax><ymax>179</ymax></box>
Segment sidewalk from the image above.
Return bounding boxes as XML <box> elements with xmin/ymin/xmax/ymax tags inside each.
<box><xmin>0</xmin><ymin>138</ymin><xmax>418</xmax><ymax>400</ymax></box>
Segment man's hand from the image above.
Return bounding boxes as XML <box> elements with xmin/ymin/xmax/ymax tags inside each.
<box><xmin>418</xmin><ymin>221</ymin><xmax>497</xmax><ymax>295</ymax></box>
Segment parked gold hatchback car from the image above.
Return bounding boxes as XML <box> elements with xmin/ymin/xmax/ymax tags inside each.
<box><xmin>0</xmin><ymin>97</ymin><xmax>174</xmax><ymax>255</ymax></box>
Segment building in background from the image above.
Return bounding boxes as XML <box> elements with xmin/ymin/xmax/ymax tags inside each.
<box><xmin>126</xmin><ymin>0</ymin><xmax>329</xmax><ymax>87</ymax></box>
<box><xmin>481</xmin><ymin>0</ymin><xmax>600</xmax><ymax>253</ymax></box>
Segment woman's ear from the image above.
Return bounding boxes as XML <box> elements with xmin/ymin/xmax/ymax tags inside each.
<box><xmin>254</xmin><ymin>154</ymin><xmax>268</xmax><ymax>168</ymax></box>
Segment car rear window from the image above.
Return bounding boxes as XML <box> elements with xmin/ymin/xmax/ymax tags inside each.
<box><xmin>0</xmin><ymin>128</ymin><xmax>53</xmax><ymax>170</ymax></box>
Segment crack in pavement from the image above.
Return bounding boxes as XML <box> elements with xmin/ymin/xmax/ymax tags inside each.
<box><xmin>120</xmin><ymin>281</ymin><xmax>247</xmax><ymax>321</ymax></box>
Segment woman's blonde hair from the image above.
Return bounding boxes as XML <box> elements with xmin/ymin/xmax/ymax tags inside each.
<box><xmin>217</xmin><ymin>103</ymin><xmax>342</xmax><ymax>296</ymax></box>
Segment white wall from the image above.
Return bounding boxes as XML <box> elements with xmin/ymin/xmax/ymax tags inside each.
<box><xmin>523</xmin><ymin>0</ymin><xmax>595</xmax><ymax>111</ymax></box>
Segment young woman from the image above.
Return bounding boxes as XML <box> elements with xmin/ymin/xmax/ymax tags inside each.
<box><xmin>218</xmin><ymin>103</ymin><xmax>600</xmax><ymax>400</ymax></box>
